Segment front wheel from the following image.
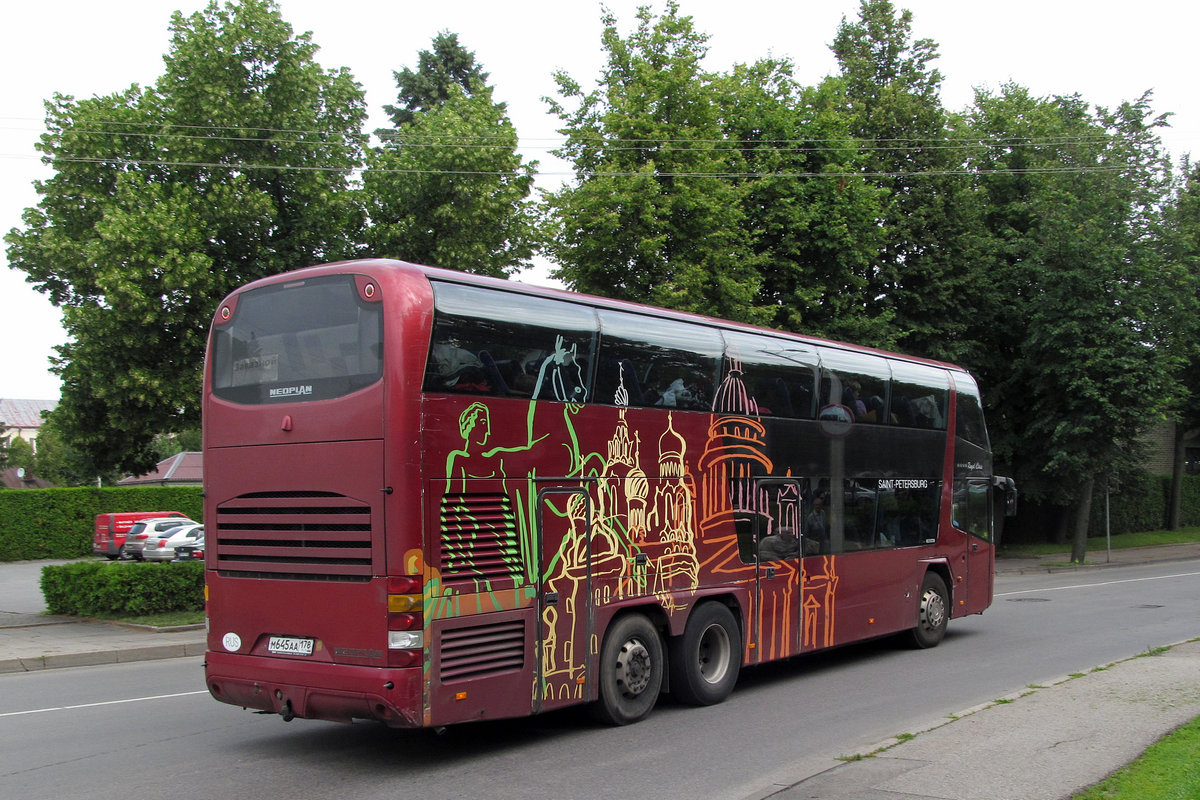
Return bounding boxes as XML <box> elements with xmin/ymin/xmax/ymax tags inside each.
<box><xmin>907</xmin><ymin>572</ymin><xmax>950</xmax><ymax>649</ymax></box>
<box><xmin>591</xmin><ymin>613</ymin><xmax>664</xmax><ymax>726</ymax></box>
<box><xmin>669</xmin><ymin>602</ymin><xmax>741</xmax><ymax>706</ymax></box>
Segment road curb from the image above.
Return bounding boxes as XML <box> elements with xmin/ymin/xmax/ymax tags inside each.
<box><xmin>0</xmin><ymin>641</ymin><xmax>207</xmax><ymax>674</ymax></box>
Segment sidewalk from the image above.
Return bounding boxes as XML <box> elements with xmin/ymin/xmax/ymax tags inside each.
<box><xmin>0</xmin><ymin>557</ymin><xmax>206</xmax><ymax>674</ymax></box>
<box><xmin>0</xmin><ymin>611</ymin><xmax>206</xmax><ymax>673</ymax></box>
<box><xmin>993</xmin><ymin>540</ymin><xmax>1200</xmax><ymax>576</ymax></box>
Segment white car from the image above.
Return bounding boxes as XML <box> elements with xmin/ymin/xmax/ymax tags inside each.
<box><xmin>122</xmin><ymin>517</ymin><xmax>195</xmax><ymax>560</ymax></box>
<box><xmin>142</xmin><ymin>523</ymin><xmax>205</xmax><ymax>562</ymax></box>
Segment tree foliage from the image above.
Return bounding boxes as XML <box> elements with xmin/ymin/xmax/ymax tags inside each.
<box><xmin>715</xmin><ymin>60</ymin><xmax>889</xmax><ymax>343</ymax></box>
<box><xmin>961</xmin><ymin>86</ymin><xmax>1182</xmax><ymax>556</ymax></box>
<box><xmin>364</xmin><ymin>33</ymin><xmax>537</xmax><ymax>276</ymax></box>
<box><xmin>381</xmin><ymin>31</ymin><xmax>490</xmax><ymax>128</ymax></box>
<box><xmin>5</xmin><ymin>0</ymin><xmax>367</xmax><ymax>475</ymax></box>
<box><xmin>830</xmin><ymin>0</ymin><xmax>981</xmax><ymax>358</ymax></box>
<box><xmin>543</xmin><ymin>1</ymin><xmax>765</xmax><ymax>323</ymax></box>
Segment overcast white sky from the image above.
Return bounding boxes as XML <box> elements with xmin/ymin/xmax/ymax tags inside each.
<box><xmin>2</xmin><ymin>0</ymin><xmax>1197</xmax><ymax>399</ymax></box>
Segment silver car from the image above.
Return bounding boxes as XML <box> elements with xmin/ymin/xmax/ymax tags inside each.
<box><xmin>122</xmin><ymin>517</ymin><xmax>194</xmax><ymax>560</ymax></box>
<box><xmin>142</xmin><ymin>523</ymin><xmax>204</xmax><ymax>562</ymax></box>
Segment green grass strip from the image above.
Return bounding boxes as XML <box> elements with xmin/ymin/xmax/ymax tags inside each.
<box><xmin>1073</xmin><ymin>716</ymin><xmax>1200</xmax><ymax>799</ymax></box>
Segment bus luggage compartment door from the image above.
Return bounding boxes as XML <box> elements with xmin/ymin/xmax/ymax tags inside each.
<box><xmin>535</xmin><ymin>486</ymin><xmax>593</xmax><ymax>714</ymax></box>
<box><xmin>751</xmin><ymin>479</ymin><xmax>805</xmax><ymax>663</ymax></box>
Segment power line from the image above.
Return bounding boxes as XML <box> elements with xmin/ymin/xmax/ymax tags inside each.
<box><xmin>0</xmin><ymin>116</ymin><xmax>1131</xmax><ymax>157</ymax></box>
<box><xmin>19</xmin><ymin>152</ymin><xmax>1135</xmax><ymax>179</ymax></box>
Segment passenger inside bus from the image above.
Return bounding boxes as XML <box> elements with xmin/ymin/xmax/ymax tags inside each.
<box><xmin>758</xmin><ymin>526</ymin><xmax>800</xmax><ymax>561</ymax></box>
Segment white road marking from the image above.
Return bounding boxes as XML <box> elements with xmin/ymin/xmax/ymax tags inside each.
<box><xmin>0</xmin><ymin>690</ymin><xmax>209</xmax><ymax>718</ymax></box>
<box><xmin>997</xmin><ymin>569</ymin><xmax>1200</xmax><ymax>597</ymax></box>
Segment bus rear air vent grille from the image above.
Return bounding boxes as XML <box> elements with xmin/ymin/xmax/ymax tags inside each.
<box><xmin>438</xmin><ymin>619</ymin><xmax>526</xmax><ymax>682</ymax></box>
<box><xmin>215</xmin><ymin>491</ymin><xmax>373</xmax><ymax>580</ymax></box>
<box><xmin>439</xmin><ymin>493</ymin><xmax>523</xmax><ymax>586</ymax></box>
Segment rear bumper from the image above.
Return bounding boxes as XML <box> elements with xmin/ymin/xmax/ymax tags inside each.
<box><xmin>205</xmin><ymin>651</ymin><xmax>424</xmax><ymax>728</ymax></box>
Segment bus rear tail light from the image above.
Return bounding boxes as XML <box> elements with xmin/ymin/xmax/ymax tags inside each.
<box><xmin>387</xmin><ymin>579</ymin><xmax>424</xmax><ymax>667</ymax></box>
<box><xmin>389</xmin><ymin>613</ymin><xmax>419</xmax><ymax>630</ymax></box>
<box><xmin>388</xmin><ymin>649</ymin><xmax>420</xmax><ymax>668</ymax></box>
<box><xmin>387</xmin><ymin>576</ymin><xmax>421</xmax><ymax>594</ymax></box>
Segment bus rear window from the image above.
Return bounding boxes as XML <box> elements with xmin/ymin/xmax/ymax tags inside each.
<box><xmin>210</xmin><ymin>275</ymin><xmax>383</xmax><ymax>404</ymax></box>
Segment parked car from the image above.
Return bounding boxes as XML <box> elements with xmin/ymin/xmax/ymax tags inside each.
<box><xmin>122</xmin><ymin>517</ymin><xmax>194</xmax><ymax>560</ymax></box>
<box><xmin>143</xmin><ymin>523</ymin><xmax>204</xmax><ymax>562</ymax></box>
<box><xmin>93</xmin><ymin>511</ymin><xmax>188</xmax><ymax>560</ymax></box>
<box><xmin>173</xmin><ymin>535</ymin><xmax>205</xmax><ymax>562</ymax></box>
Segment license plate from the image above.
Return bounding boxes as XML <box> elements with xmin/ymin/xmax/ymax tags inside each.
<box><xmin>268</xmin><ymin>636</ymin><xmax>314</xmax><ymax>656</ymax></box>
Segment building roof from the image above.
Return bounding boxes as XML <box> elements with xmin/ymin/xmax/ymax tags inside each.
<box><xmin>0</xmin><ymin>399</ymin><xmax>57</xmax><ymax>431</ymax></box>
<box><xmin>117</xmin><ymin>451</ymin><xmax>204</xmax><ymax>486</ymax></box>
<box><xmin>0</xmin><ymin>467</ymin><xmax>54</xmax><ymax>490</ymax></box>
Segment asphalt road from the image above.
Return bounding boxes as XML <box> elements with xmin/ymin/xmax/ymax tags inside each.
<box><xmin>2</xmin><ymin>560</ymin><xmax>1198</xmax><ymax>800</ymax></box>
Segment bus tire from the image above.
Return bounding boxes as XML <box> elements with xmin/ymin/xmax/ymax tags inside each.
<box><xmin>908</xmin><ymin>571</ymin><xmax>950</xmax><ymax>649</ymax></box>
<box><xmin>669</xmin><ymin>602</ymin><xmax>741</xmax><ymax>706</ymax></box>
<box><xmin>591</xmin><ymin>613</ymin><xmax>664</xmax><ymax>726</ymax></box>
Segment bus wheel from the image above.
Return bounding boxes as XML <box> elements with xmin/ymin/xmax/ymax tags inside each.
<box><xmin>908</xmin><ymin>572</ymin><xmax>949</xmax><ymax>649</ymax></box>
<box><xmin>591</xmin><ymin>613</ymin><xmax>664</xmax><ymax>725</ymax></box>
<box><xmin>669</xmin><ymin>602</ymin><xmax>741</xmax><ymax>706</ymax></box>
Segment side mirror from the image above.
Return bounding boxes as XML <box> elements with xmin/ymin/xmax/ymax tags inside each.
<box><xmin>992</xmin><ymin>475</ymin><xmax>1018</xmax><ymax>517</ymax></box>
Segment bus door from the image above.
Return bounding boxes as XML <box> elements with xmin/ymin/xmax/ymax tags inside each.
<box><xmin>535</xmin><ymin>485</ymin><xmax>593</xmax><ymax>714</ymax></box>
<box><xmin>752</xmin><ymin>479</ymin><xmax>805</xmax><ymax>663</ymax></box>
<box><xmin>953</xmin><ymin>478</ymin><xmax>994</xmax><ymax>614</ymax></box>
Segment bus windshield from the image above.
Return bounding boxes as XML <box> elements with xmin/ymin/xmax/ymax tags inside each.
<box><xmin>210</xmin><ymin>274</ymin><xmax>383</xmax><ymax>404</ymax></box>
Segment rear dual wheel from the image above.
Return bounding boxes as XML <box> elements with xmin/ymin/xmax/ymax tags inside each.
<box><xmin>669</xmin><ymin>602</ymin><xmax>741</xmax><ymax>706</ymax></box>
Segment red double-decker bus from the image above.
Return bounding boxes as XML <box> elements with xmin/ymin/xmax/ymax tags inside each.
<box><xmin>202</xmin><ymin>259</ymin><xmax>1015</xmax><ymax>727</ymax></box>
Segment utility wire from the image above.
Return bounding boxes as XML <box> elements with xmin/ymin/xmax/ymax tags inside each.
<box><xmin>22</xmin><ymin>153</ymin><xmax>1134</xmax><ymax>179</ymax></box>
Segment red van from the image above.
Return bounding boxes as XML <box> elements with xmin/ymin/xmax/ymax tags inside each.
<box><xmin>93</xmin><ymin>511</ymin><xmax>189</xmax><ymax>560</ymax></box>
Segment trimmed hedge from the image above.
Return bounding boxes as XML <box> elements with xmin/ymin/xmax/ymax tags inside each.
<box><xmin>1087</xmin><ymin>472</ymin><xmax>1200</xmax><ymax>537</ymax></box>
<box><xmin>0</xmin><ymin>486</ymin><xmax>202</xmax><ymax>561</ymax></box>
<box><xmin>1005</xmin><ymin>472</ymin><xmax>1200</xmax><ymax>542</ymax></box>
<box><xmin>40</xmin><ymin>560</ymin><xmax>205</xmax><ymax>616</ymax></box>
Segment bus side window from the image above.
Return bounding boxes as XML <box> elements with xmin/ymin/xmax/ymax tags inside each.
<box><xmin>595</xmin><ymin>311</ymin><xmax>721</xmax><ymax>410</ymax></box>
<box><xmin>953</xmin><ymin>479</ymin><xmax>991</xmax><ymax>540</ymax></box>
<box><xmin>889</xmin><ymin>362</ymin><xmax>949</xmax><ymax>430</ymax></box>
<box><xmin>425</xmin><ymin>283</ymin><xmax>597</xmax><ymax>401</ymax></box>
<box><xmin>955</xmin><ymin>388</ymin><xmax>989</xmax><ymax>448</ymax></box>
<box><xmin>877</xmin><ymin>481</ymin><xmax>940</xmax><ymax>547</ymax></box>
<box><xmin>721</xmin><ymin>331</ymin><xmax>818</xmax><ymax>420</ymax></box>
<box><xmin>818</xmin><ymin>349</ymin><xmax>890</xmax><ymax>426</ymax></box>
<box><xmin>843</xmin><ymin>482</ymin><xmax>878</xmax><ymax>550</ymax></box>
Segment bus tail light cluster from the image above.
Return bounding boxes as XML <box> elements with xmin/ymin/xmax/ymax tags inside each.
<box><xmin>387</xmin><ymin>576</ymin><xmax>423</xmax><ymax>667</ymax></box>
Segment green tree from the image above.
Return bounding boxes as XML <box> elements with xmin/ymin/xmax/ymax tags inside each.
<box><xmin>543</xmin><ymin>1</ymin><xmax>765</xmax><ymax>323</ymax></box>
<box><xmin>382</xmin><ymin>31</ymin><xmax>489</xmax><ymax>128</ymax></box>
<box><xmin>25</xmin><ymin>414</ymin><xmax>117</xmax><ymax>487</ymax></box>
<box><xmin>830</xmin><ymin>0</ymin><xmax>981</xmax><ymax>358</ymax></box>
<box><xmin>963</xmin><ymin>85</ymin><xmax>1181</xmax><ymax>559</ymax></box>
<box><xmin>6</xmin><ymin>437</ymin><xmax>35</xmax><ymax>475</ymax></box>
<box><xmin>364</xmin><ymin>34</ymin><xmax>537</xmax><ymax>276</ymax></box>
<box><xmin>5</xmin><ymin>0</ymin><xmax>367</xmax><ymax>475</ymax></box>
<box><xmin>715</xmin><ymin>59</ymin><xmax>890</xmax><ymax>343</ymax></box>
<box><xmin>1163</xmin><ymin>159</ymin><xmax>1200</xmax><ymax>528</ymax></box>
